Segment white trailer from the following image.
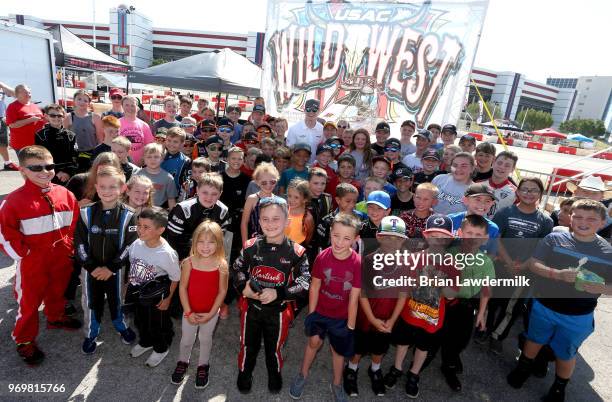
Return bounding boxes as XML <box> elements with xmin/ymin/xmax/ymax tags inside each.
<box><xmin>0</xmin><ymin>22</ymin><xmax>57</xmax><ymax>105</ymax></box>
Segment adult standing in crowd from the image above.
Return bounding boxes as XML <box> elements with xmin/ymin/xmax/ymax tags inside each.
<box><xmin>286</xmin><ymin>99</ymin><xmax>324</xmax><ymax>164</ymax></box>
<box><xmin>102</xmin><ymin>88</ymin><xmax>125</xmax><ymax>118</ymax></box>
<box><xmin>119</xmin><ymin>96</ymin><xmax>154</xmax><ymax>165</ymax></box>
<box><xmin>5</xmin><ymin>84</ymin><xmax>45</xmax><ymax>153</ymax></box>
<box><xmin>0</xmin><ymin>82</ymin><xmax>18</xmax><ymax>170</ymax></box>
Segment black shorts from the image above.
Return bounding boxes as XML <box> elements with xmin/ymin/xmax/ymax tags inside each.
<box><xmin>304</xmin><ymin>311</ymin><xmax>354</xmax><ymax>357</ymax></box>
<box><xmin>0</xmin><ymin>119</ymin><xmax>8</xmax><ymax>146</ymax></box>
<box><xmin>354</xmin><ymin>329</ymin><xmax>391</xmax><ymax>356</ymax></box>
<box><xmin>391</xmin><ymin>318</ymin><xmax>440</xmax><ymax>352</ymax></box>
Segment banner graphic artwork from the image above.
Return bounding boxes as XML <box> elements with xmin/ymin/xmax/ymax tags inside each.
<box><xmin>262</xmin><ymin>0</ymin><xmax>489</xmax><ymax>128</ymax></box>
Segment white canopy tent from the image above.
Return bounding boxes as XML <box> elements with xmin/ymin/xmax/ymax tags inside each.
<box><xmin>127</xmin><ymin>48</ymin><xmax>262</xmax><ymax>97</ymax></box>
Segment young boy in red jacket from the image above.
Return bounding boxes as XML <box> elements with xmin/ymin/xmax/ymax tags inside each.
<box><xmin>0</xmin><ymin>145</ymin><xmax>81</xmax><ymax>365</ymax></box>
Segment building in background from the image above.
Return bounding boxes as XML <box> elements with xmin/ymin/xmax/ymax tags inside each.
<box><xmin>467</xmin><ymin>67</ymin><xmax>576</xmax><ymax>128</ymax></box>
<box><xmin>548</xmin><ymin>76</ymin><xmax>612</xmax><ymax>132</ymax></box>
<box><xmin>3</xmin><ymin>6</ymin><xmax>266</xmax><ymax>70</ymax></box>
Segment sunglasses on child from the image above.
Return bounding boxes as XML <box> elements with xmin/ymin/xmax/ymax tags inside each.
<box><xmin>328</xmin><ymin>143</ymin><xmax>342</xmax><ymax>149</ymax></box>
<box><xmin>385</xmin><ymin>147</ymin><xmax>400</xmax><ymax>152</ymax></box>
<box><xmin>207</xmin><ymin>145</ymin><xmax>222</xmax><ymax>151</ymax></box>
<box><xmin>47</xmin><ymin>113</ymin><xmax>64</xmax><ymax>118</ymax></box>
<box><xmin>260</xmin><ymin>179</ymin><xmax>278</xmax><ymax>186</ymax></box>
<box><xmin>26</xmin><ymin>164</ymin><xmax>55</xmax><ymax>172</ymax></box>
<box><xmin>110</xmin><ymin>95</ymin><xmax>123</xmax><ymax>100</ymax></box>
<box><xmin>218</xmin><ymin>127</ymin><xmax>233</xmax><ymax>133</ymax></box>
<box><xmin>305</xmin><ymin>107</ymin><xmax>319</xmax><ymax>113</ymax></box>
<box><xmin>337</xmin><ymin>124</ymin><xmax>348</xmax><ymax>129</ymax></box>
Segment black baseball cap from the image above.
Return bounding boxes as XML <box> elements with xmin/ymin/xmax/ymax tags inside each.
<box><xmin>316</xmin><ymin>144</ymin><xmax>334</xmax><ymax>155</ymax></box>
<box><xmin>401</xmin><ymin>120</ymin><xmax>416</xmax><ymax>128</ymax></box>
<box><xmin>442</xmin><ymin>124</ymin><xmax>457</xmax><ymax>135</ymax></box>
<box><xmin>424</xmin><ymin>214</ymin><xmax>454</xmax><ymax>236</ymax></box>
<box><xmin>391</xmin><ymin>166</ymin><xmax>414</xmax><ymax>181</ymax></box>
<box><xmin>459</xmin><ymin>134</ymin><xmax>476</xmax><ymax>144</ymax></box>
<box><xmin>375</xmin><ymin>122</ymin><xmax>390</xmax><ymax>132</ymax></box>
<box><xmin>205</xmin><ymin>135</ymin><xmax>224</xmax><ymax>147</ymax></box>
<box><xmin>372</xmin><ymin>155</ymin><xmax>392</xmax><ymax>168</ymax></box>
<box><xmin>413</xmin><ymin>129</ymin><xmax>433</xmax><ymax>142</ymax></box>
<box><xmin>464</xmin><ymin>183</ymin><xmax>497</xmax><ymax>200</ymax></box>
<box><xmin>325</xmin><ymin>136</ymin><xmax>344</xmax><ymax>146</ymax></box>
<box><xmin>200</xmin><ymin>119</ymin><xmax>216</xmax><ymax>129</ymax></box>
<box><xmin>293</xmin><ymin>143</ymin><xmax>312</xmax><ymax>154</ymax></box>
<box><xmin>217</xmin><ymin>117</ymin><xmax>234</xmax><ymax>128</ymax></box>
<box><xmin>384</xmin><ymin>138</ymin><xmax>401</xmax><ymax>149</ymax></box>
<box><xmin>252</xmin><ymin>104</ymin><xmax>266</xmax><ymax>114</ymax></box>
<box><xmin>305</xmin><ymin>99</ymin><xmax>320</xmax><ymax>110</ymax></box>
<box><xmin>422</xmin><ymin>149</ymin><xmax>441</xmax><ymax>161</ymax></box>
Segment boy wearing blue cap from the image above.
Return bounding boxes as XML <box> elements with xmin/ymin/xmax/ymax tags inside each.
<box><xmin>359</xmin><ymin>190</ymin><xmax>391</xmax><ymax>258</ymax></box>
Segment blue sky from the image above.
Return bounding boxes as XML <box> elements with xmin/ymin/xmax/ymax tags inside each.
<box><xmin>1</xmin><ymin>0</ymin><xmax>610</xmax><ymax>82</ymax></box>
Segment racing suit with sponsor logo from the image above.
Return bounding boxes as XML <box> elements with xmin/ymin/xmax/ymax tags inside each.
<box><xmin>0</xmin><ymin>180</ymin><xmax>79</xmax><ymax>344</ymax></box>
<box><xmin>165</xmin><ymin>198</ymin><xmax>229</xmax><ymax>261</ymax></box>
<box><xmin>74</xmin><ymin>202</ymin><xmax>138</xmax><ymax>339</ymax></box>
<box><xmin>232</xmin><ymin>236</ymin><xmax>311</xmax><ymax>374</ymax></box>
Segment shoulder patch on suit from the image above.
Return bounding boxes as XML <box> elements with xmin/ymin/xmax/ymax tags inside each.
<box><xmin>293</xmin><ymin>242</ymin><xmax>306</xmax><ymax>257</ymax></box>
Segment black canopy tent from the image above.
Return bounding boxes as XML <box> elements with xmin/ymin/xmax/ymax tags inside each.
<box><xmin>47</xmin><ymin>24</ymin><xmax>129</xmax><ymax>74</ymax></box>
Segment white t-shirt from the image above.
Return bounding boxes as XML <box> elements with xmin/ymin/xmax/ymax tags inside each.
<box><xmin>128</xmin><ymin>238</ymin><xmax>181</xmax><ymax>286</ymax></box>
<box><xmin>481</xmin><ymin>177</ymin><xmax>517</xmax><ymax>219</ymax></box>
<box><xmin>432</xmin><ymin>174</ymin><xmax>470</xmax><ymax>215</ymax></box>
<box><xmin>402</xmin><ymin>153</ymin><xmax>423</xmax><ymax>173</ymax></box>
<box><xmin>400</xmin><ymin>142</ymin><xmax>416</xmax><ymax>159</ymax></box>
<box><xmin>286</xmin><ymin>120</ymin><xmax>324</xmax><ymax>163</ymax></box>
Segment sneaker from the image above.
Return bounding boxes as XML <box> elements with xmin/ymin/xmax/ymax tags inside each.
<box><xmin>441</xmin><ymin>366</ymin><xmax>462</xmax><ymax>391</ymax></box>
<box><xmin>82</xmin><ymin>337</ymin><xmax>97</xmax><ymax>355</ymax></box>
<box><xmin>3</xmin><ymin>162</ymin><xmax>19</xmax><ymax>171</ymax></box>
<box><xmin>120</xmin><ymin>328</ymin><xmax>136</xmax><ymax>345</ymax></box>
<box><xmin>507</xmin><ymin>355</ymin><xmax>533</xmax><ymax>389</ymax></box>
<box><xmin>130</xmin><ymin>344</ymin><xmax>153</xmax><ymax>358</ymax></box>
<box><xmin>542</xmin><ymin>382</ymin><xmax>566</xmax><ymax>402</ymax></box>
<box><xmin>383</xmin><ymin>366</ymin><xmax>403</xmax><ymax>389</ymax></box>
<box><xmin>219</xmin><ymin>304</ymin><xmax>229</xmax><ymax>320</ymax></box>
<box><xmin>532</xmin><ymin>354</ymin><xmax>550</xmax><ymax>378</ymax></box>
<box><xmin>145</xmin><ymin>350</ymin><xmax>169</xmax><ymax>367</ymax></box>
<box><xmin>405</xmin><ymin>372</ymin><xmax>420</xmax><ymax>398</ymax></box>
<box><xmin>17</xmin><ymin>342</ymin><xmax>45</xmax><ymax>366</ymax></box>
<box><xmin>473</xmin><ymin>330</ymin><xmax>489</xmax><ymax>345</ymax></box>
<box><xmin>489</xmin><ymin>338</ymin><xmax>504</xmax><ymax>355</ymax></box>
<box><xmin>64</xmin><ymin>302</ymin><xmax>77</xmax><ymax>316</ymax></box>
<box><xmin>342</xmin><ymin>366</ymin><xmax>358</xmax><ymax>397</ymax></box>
<box><xmin>47</xmin><ymin>316</ymin><xmax>82</xmax><ymax>330</ymax></box>
<box><xmin>289</xmin><ymin>373</ymin><xmax>307</xmax><ymax>399</ymax></box>
<box><xmin>330</xmin><ymin>383</ymin><xmax>348</xmax><ymax>402</ymax></box>
<box><xmin>268</xmin><ymin>371</ymin><xmax>282</xmax><ymax>393</ymax></box>
<box><xmin>171</xmin><ymin>361</ymin><xmax>189</xmax><ymax>385</ymax></box>
<box><xmin>368</xmin><ymin>366</ymin><xmax>386</xmax><ymax>396</ymax></box>
<box><xmin>237</xmin><ymin>370</ymin><xmax>252</xmax><ymax>394</ymax></box>
<box><xmin>195</xmin><ymin>365</ymin><xmax>210</xmax><ymax>389</ymax></box>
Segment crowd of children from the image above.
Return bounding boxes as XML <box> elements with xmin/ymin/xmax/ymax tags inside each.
<box><xmin>0</xmin><ymin>92</ymin><xmax>610</xmax><ymax>402</ymax></box>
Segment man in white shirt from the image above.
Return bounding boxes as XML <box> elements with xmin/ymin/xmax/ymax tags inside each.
<box><xmin>286</xmin><ymin>99</ymin><xmax>324</xmax><ymax>163</ymax></box>
<box><xmin>402</xmin><ymin>129</ymin><xmax>433</xmax><ymax>174</ymax></box>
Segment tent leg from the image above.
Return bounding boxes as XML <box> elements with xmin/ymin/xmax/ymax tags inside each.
<box><xmin>224</xmin><ymin>93</ymin><xmax>229</xmax><ymax>117</ymax></box>
<box><xmin>215</xmin><ymin>92</ymin><xmax>221</xmax><ymax>119</ymax></box>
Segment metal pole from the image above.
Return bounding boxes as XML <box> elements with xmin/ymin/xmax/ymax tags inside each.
<box><xmin>92</xmin><ymin>0</ymin><xmax>97</xmax><ymax>90</ymax></box>
<box><xmin>520</xmin><ymin>108</ymin><xmax>529</xmax><ymax>130</ymax></box>
<box><xmin>215</xmin><ymin>92</ymin><xmax>221</xmax><ymax>119</ymax></box>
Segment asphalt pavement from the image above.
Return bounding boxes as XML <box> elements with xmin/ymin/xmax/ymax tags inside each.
<box><xmin>0</xmin><ymin>149</ymin><xmax>610</xmax><ymax>402</ymax></box>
